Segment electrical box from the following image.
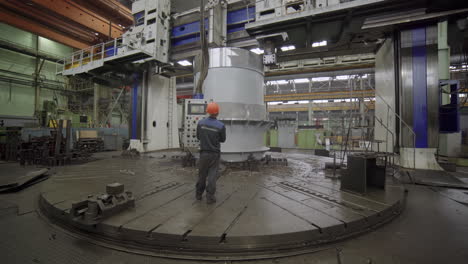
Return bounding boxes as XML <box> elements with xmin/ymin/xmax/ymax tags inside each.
<box><xmin>183</xmin><ymin>99</ymin><xmax>208</xmax><ymax>148</ymax></box>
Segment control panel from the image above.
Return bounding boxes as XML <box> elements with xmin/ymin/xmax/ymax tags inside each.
<box><xmin>183</xmin><ymin>99</ymin><xmax>208</xmax><ymax>148</ymax></box>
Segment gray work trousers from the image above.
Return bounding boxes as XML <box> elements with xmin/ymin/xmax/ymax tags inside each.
<box><xmin>196</xmin><ymin>152</ymin><xmax>220</xmax><ymax>198</ymax></box>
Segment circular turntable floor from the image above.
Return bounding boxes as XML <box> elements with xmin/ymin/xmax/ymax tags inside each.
<box><xmin>39</xmin><ymin>151</ymin><xmax>404</xmax><ymax>259</ymax></box>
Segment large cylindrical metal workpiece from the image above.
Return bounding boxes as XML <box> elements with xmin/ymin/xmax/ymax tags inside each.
<box><xmin>196</xmin><ymin>47</ymin><xmax>270</xmax><ymax>162</ymax></box>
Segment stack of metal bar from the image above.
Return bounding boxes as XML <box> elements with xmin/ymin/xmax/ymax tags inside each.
<box><xmin>75</xmin><ymin>129</ymin><xmax>104</xmax><ymax>154</ymax></box>
<box><xmin>0</xmin><ymin>128</ymin><xmax>21</xmax><ymax>162</ymax></box>
<box><xmin>75</xmin><ymin>138</ymin><xmax>104</xmax><ymax>153</ymax></box>
<box><xmin>19</xmin><ymin>120</ymin><xmax>92</xmax><ymax>166</ymax></box>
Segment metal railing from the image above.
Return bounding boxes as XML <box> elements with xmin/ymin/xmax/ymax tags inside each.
<box><xmin>56</xmin><ymin>37</ymin><xmax>124</xmax><ymax>74</ymax></box>
<box><xmin>366</xmin><ymin>81</ymin><xmax>417</xmax><ymax>169</ymax></box>
<box><xmin>252</xmin><ymin>0</ymin><xmax>359</xmax><ymax>20</ymax></box>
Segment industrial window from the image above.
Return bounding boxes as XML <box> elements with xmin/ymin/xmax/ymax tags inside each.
<box><xmin>285</xmin><ymin>0</ymin><xmax>304</xmax><ymax>14</ymax></box>
<box><xmin>148</xmin><ymin>9</ymin><xmax>156</xmax><ymax>15</ymax></box>
<box><xmin>259</xmin><ymin>9</ymin><xmax>275</xmax><ymax>16</ymax></box>
<box><xmin>147</xmin><ymin>18</ymin><xmax>156</xmax><ymax>25</ymax></box>
<box><xmin>134</xmin><ymin>11</ymin><xmax>145</xmax><ymax>26</ymax></box>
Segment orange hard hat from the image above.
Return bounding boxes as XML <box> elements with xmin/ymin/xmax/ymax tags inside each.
<box><xmin>206</xmin><ymin>102</ymin><xmax>220</xmax><ymax>115</ymax></box>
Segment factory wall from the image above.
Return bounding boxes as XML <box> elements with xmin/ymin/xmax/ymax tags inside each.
<box><xmin>0</xmin><ymin>23</ymin><xmax>73</xmax><ymax>118</ymax></box>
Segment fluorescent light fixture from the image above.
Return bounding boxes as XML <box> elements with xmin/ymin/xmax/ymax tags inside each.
<box><xmin>293</xmin><ymin>78</ymin><xmax>309</xmax><ymax>83</ymax></box>
<box><xmin>312</xmin><ymin>40</ymin><xmax>327</xmax><ymax>47</ymax></box>
<box><xmin>270</xmin><ymin>80</ymin><xmax>288</xmax><ymax>85</ymax></box>
<box><xmin>311</xmin><ymin>77</ymin><xmax>330</xmax><ymax>82</ymax></box>
<box><xmin>335</xmin><ymin>75</ymin><xmax>350</xmax><ymax>80</ymax></box>
<box><xmin>250</xmin><ymin>48</ymin><xmax>264</xmax><ymax>54</ymax></box>
<box><xmin>268</xmin><ymin>102</ymin><xmax>282</xmax><ymax>105</ymax></box>
<box><xmin>177</xmin><ymin>60</ymin><xmax>192</xmax><ymax>66</ymax></box>
<box><xmin>313</xmin><ymin>100</ymin><xmax>328</xmax><ymax>103</ymax></box>
<box><xmin>281</xmin><ymin>45</ymin><xmax>295</xmax><ymax>51</ymax></box>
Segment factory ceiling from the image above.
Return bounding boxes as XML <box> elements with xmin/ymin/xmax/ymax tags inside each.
<box><xmin>0</xmin><ymin>0</ymin><xmax>133</xmax><ymax>49</ymax></box>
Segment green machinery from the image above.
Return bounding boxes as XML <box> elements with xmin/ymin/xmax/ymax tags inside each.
<box><xmin>297</xmin><ymin>129</ymin><xmax>325</xmax><ymax>149</ymax></box>
<box><xmin>265</xmin><ymin>129</ymin><xmax>327</xmax><ymax>150</ymax></box>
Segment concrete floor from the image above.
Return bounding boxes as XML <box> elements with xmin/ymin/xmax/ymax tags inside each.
<box><xmin>1</xmin><ymin>154</ymin><xmax>468</xmax><ymax>263</ymax></box>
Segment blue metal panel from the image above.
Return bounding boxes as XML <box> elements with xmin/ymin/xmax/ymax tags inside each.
<box><xmin>105</xmin><ymin>46</ymin><xmax>116</xmax><ymax>57</ymax></box>
<box><xmin>172</xmin><ymin>20</ymin><xmax>203</xmax><ymax>37</ymax></box>
<box><xmin>172</xmin><ymin>35</ymin><xmax>201</xmax><ymax>47</ymax></box>
<box><xmin>412</xmin><ymin>28</ymin><xmax>428</xmax><ymax>148</ymax></box>
<box><xmin>227</xmin><ymin>7</ymin><xmax>255</xmax><ymax>33</ymax></box>
<box><xmin>227</xmin><ymin>7</ymin><xmax>255</xmax><ymax>24</ymax></box>
<box><xmin>170</xmin><ymin>6</ymin><xmax>257</xmax><ymax>46</ymax></box>
<box><xmin>171</xmin><ymin>19</ymin><xmax>208</xmax><ymax>47</ymax></box>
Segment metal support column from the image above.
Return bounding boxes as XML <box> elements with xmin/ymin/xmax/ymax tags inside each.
<box><xmin>438</xmin><ymin>20</ymin><xmax>450</xmax><ymax>105</ymax></box>
<box><xmin>65</xmin><ymin>120</ymin><xmax>71</xmax><ymax>162</ymax></box>
<box><xmin>93</xmin><ymin>83</ymin><xmax>100</xmax><ymax>127</ymax></box>
<box><xmin>55</xmin><ymin>119</ymin><xmax>63</xmax><ymax>160</ymax></box>
<box><xmin>308</xmin><ymin>78</ymin><xmax>313</xmax><ymax>125</ymax></box>
<box><xmin>131</xmin><ymin>74</ymin><xmax>140</xmax><ymax>140</ymax></box>
<box><xmin>359</xmin><ymin>75</ymin><xmax>365</xmax><ymax>127</ymax></box>
<box><xmin>167</xmin><ymin>77</ymin><xmax>176</xmax><ymax>148</ymax></box>
<box><xmin>34</xmin><ymin>36</ymin><xmax>45</xmax><ymax>114</ymax></box>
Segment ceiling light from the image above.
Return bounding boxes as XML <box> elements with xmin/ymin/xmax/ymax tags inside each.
<box><xmin>293</xmin><ymin>78</ymin><xmax>309</xmax><ymax>83</ymax></box>
<box><xmin>274</xmin><ymin>80</ymin><xmax>289</xmax><ymax>85</ymax></box>
<box><xmin>312</xmin><ymin>40</ymin><xmax>327</xmax><ymax>47</ymax></box>
<box><xmin>312</xmin><ymin>77</ymin><xmax>330</xmax><ymax>82</ymax></box>
<box><xmin>281</xmin><ymin>45</ymin><xmax>295</xmax><ymax>51</ymax></box>
<box><xmin>177</xmin><ymin>60</ymin><xmax>192</xmax><ymax>66</ymax></box>
<box><xmin>268</xmin><ymin>101</ymin><xmax>282</xmax><ymax>105</ymax></box>
<box><xmin>250</xmin><ymin>48</ymin><xmax>264</xmax><ymax>55</ymax></box>
<box><xmin>335</xmin><ymin>75</ymin><xmax>350</xmax><ymax>80</ymax></box>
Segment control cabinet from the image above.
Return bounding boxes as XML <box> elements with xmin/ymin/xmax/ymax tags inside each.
<box><xmin>183</xmin><ymin>99</ymin><xmax>208</xmax><ymax>148</ymax></box>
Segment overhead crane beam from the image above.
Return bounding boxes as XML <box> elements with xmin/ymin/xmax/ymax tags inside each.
<box><xmin>19</xmin><ymin>0</ymin><xmax>124</xmax><ymax>38</ymax></box>
<box><xmin>264</xmin><ymin>90</ymin><xmax>375</xmax><ymax>102</ymax></box>
<box><xmin>0</xmin><ymin>7</ymin><xmax>89</xmax><ymax>49</ymax></box>
<box><xmin>1</xmin><ymin>0</ymin><xmax>96</xmax><ymax>43</ymax></box>
<box><xmin>73</xmin><ymin>0</ymin><xmax>133</xmax><ymax>26</ymax></box>
<box><xmin>265</xmin><ymin>63</ymin><xmax>375</xmax><ymax>78</ymax></box>
<box><xmin>268</xmin><ymin>103</ymin><xmax>375</xmax><ymax>113</ymax></box>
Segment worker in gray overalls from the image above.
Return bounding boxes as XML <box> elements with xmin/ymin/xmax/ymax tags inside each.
<box><xmin>196</xmin><ymin>102</ymin><xmax>226</xmax><ymax>204</ymax></box>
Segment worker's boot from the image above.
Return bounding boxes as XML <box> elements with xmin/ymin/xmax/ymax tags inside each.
<box><xmin>206</xmin><ymin>195</ymin><xmax>216</xmax><ymax>204</ymax></box>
